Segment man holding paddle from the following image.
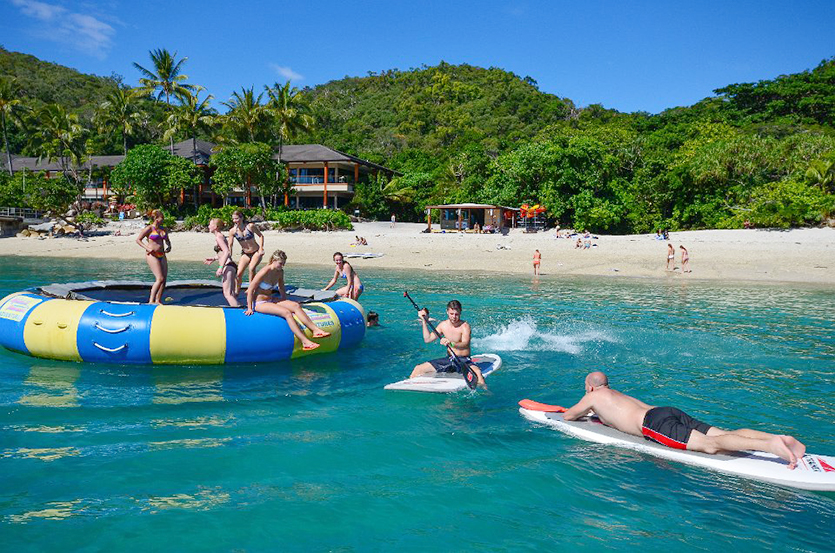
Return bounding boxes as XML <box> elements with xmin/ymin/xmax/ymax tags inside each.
<box><xmin>560</xmin><ymin>371</ymin><xmax>806</xmax><ymax>469</ymax></box>
<box><xmin>410</xmin><ymin>299</ymin><xmax>486</xmax><ymax>388</ymax></box>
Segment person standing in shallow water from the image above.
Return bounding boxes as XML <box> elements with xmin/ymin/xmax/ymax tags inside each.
<box><xmin>680</xmin><ymin>245</ymin><xmax>691</xmax><ymax>273</ymax></box>
<box><xmin>533</xmin><ymin>249</ymin><xmax>541</xmax><ymax>275</ymax></box>
<box><xmin>666</xmin><ymin>243</ymin><xmax>676</xmax><ymax>271</ymax></box>
<box><xmin>136</xmin><ymin>209</ymin><xmax>171</xmax><ymax>304</ymax></box>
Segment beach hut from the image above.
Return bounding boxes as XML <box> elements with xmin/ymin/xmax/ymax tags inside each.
<box><xmin>423</xmin><ymin>203</ymin><xmax>520</xmax><ymax>232</ymax></box>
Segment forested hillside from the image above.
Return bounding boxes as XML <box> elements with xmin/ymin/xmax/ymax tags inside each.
<box><xmin>1</xmin><ymin>48</ymin><xmax>833</xmax><ymax>231</ymax></box>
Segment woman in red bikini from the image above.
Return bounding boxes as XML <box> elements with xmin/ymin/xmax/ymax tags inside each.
<box><xmin>136</xmin><ymin>209</ymin><xmax>171</xmax><ymax>304</ymax></box>
<box><xmin>245</xmin><ymin>250</ymin><xmax>330</xmax><ymax>351</ymax></box>
<box><xmin>533</xmin><ymin>249</ymin><xmax>541</xmax><ymax>275</ymax></box>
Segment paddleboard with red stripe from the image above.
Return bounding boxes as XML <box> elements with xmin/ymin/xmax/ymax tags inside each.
<box><xmin>384</xmin><ymin>354</ymin><xmax>501</xmax><ymax>393</ymax></box>
<box><xmin>519</xmin><ymin>399</ymin><xmax>835</xmax><ymax>492</ymax></box>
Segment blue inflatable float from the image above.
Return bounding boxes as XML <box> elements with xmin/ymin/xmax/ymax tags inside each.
<box><xmin>0</xmin><ymin>280</ymin><xmax>366</xmax><ymax>365</ymax></box>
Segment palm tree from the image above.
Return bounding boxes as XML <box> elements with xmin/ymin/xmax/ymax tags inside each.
<box><xmin>133</xmin><ymin>48</ymin><xmax>194</xmax><ymax>153</ymax></box>
<box><xmin>264</xmin><ymin>81</ymin><xmax>315</xmax><ymax>161</ymax></box>
<box><xmin>221</xmin><ymin>87</ymin><xmax>270</xmax><ymax>143</ymax></box>
<box><xmin>166</xmin><ymin>87</ymin><xmax>215</xmax><ymax>207</ymax></box>
<box><xmin>805</xmin><ymin>159</ymin><xmax>835</xmax><ymax>192</ymax></box>
<box><xmin>0</xmin><ymin>77</ymin><xmax>24</xmax><ymax>175</ymax></box>
<box><xmin>26</xmin><ymin>103</ymin><xmax>86</xmax><ymax>182</ymax></box>
<box><xmin>95</xmin><ymin>87</ymin><xmax>143</xmax><ymax>155</ymax></box>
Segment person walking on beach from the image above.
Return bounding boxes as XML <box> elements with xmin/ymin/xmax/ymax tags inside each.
<box><xmin>533</xmin><ymin>249</ymin><xmax>541</xmax><ymax>275</ymax></box>
<box><xmin>246</xmin><ymin>250</ymin><xmax>330</xmax><ymax>351</ymax></box>
<box><xmin>410</xmin><ymin>300</ymin><xmax>486</xmax><ymax>387</ymax></box>
<box><xmin>136</xmin><ymin>209</ymin><xmax>171</xmax><ymax>304</ymax></box>
<box><xmin>204</xmin><ymin>218</ymin><xmax>239</xmax><ymax>307</ymax></box>
<box><xmin>680</xmin><ymin>245</ymin><xmax>691</xmax><ymax>273</ymax></box>
<box><xmin>323</xmin><ymin>252</ymin><xmax>364</xmax><ymax>300</ymax></box>
<box><xmin>228</xmin><ymin>210</ymin><xmax>265</xmax><ymax>295</ymax></box>
<box><xmin>666</xmin><ymin>243</ymin><xmax>676</xmax><ymax>271</ymax></box>
<box><xmin>390</xmin><ymin>214</ymin><xmax>396</xmax><ymax>228</ymax></box>
<box><xmin>561</xmin><ymin>371</ymin><xmax>806</xmax><ymax>469</ymax></box>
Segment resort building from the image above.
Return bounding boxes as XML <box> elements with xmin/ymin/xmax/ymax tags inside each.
<box><xmin>424</xmin><ymin>203</ymin><xmax>520</xmax><ymax>232</ymax></box>
<box><xmin>1</xmin><ymin>140</ymin><xmax>396</xmax><ymax>209</ymax></box>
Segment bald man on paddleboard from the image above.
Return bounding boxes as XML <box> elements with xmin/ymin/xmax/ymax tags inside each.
<box><xmin>563</xmin><ymin>371</ymin><xmax>806</xmax><ymax>469</ymax></box>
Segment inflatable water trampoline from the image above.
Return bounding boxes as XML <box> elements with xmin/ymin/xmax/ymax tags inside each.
<box><xmin>0</xmin><ymin>280</ymin><xmax>366</xmax><ymax>365</ymax></box>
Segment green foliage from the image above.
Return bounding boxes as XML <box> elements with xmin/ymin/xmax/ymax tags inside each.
<box><xmin>8</xmin><ymin>170</ymin><xmax>80</xmax><ymax>213</ymax></box>
<box><xmin>75</xmin><ymin>211</ymin><xmax>105</xmax><ymax>226</ymax></box>
<box><xmin>269</xmin><ymin>209</ymin><xmax>352</xmax><ymax>230</ymax></box>
<box><xmin>183</xmin><ymin>204</ymin><xmax>260</xmax><ymax>229</ymax></box>
<box><xmin>210</xmin><ymin>143</ymin><xmax>284</xmax><ymax>209</ymax></box>
<box><xmin>111</xmin><ymin>144</ymin><xmax>197</xmax><ymax>208</ymax></box>
<box><xmin>743</xmin><ymin>180</ymin><xmax>834</xmax><ymax>228</ymax></box>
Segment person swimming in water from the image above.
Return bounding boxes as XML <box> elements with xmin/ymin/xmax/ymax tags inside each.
<box><xmin>562</xmin><ymin>371</ymin><xmax>806</xmax><ymax>469</ymax></box>
<box><xmin>245</xmin><ymin>250</ymin><xmax>330</xmax><ymax>351</ymax></box>
<box><xmin>136</xmin><ymin>209</ymin><xmax>171</xmax><ymax>304</ymax></box>
<box><xmin>228</xmin><ymin>210</ymin><xmax>265</xmax><ymax>295</ymax></box>
<box><xmin>323</xmin><ymin>252</ymin><xmax>364</xmax><ymax>300</ymax></box>
<box><xmin>204</xmin><ymin>218</ymin><xmax>239</xmax><ymax>307</ymax></box>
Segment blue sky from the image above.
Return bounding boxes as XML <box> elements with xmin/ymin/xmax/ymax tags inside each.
<box><xmin>1</xmin><ymin>0</ymin><xmax>833</xmax><ymax>114</ymax></box>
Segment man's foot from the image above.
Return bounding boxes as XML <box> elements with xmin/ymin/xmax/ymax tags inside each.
<box><xmin>781</xmin><ymin>435</ymin><xmax>806</xmax><ymax>461</ymax></box>
<box><xmin>312</xmin><ymin>329</ymin><xmax>330</xmax><ymax>338</ymax></box>
<box><xmin>768</xmin><ymin>435</ymin><xmax>798</xmax><ymax>469</ymax></box>
<box><xmin>302</xmin><ymin>342</ymin><xmax>320</xmax><ymax>351</ymax></box>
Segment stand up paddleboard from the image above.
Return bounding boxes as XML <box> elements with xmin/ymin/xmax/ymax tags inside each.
<box><xmin>519</xmin><ymin>400</ymin><xmax>835</xmax><ymax>492</ymax></box>
<box><xmin>385</xmin><ymin>354</ymin><xmax>501</xmax><ymax>393</ymax></box>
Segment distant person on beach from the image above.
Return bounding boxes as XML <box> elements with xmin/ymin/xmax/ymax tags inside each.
<box><xmin>680</xmin><ymin>245</ymin><xmax>691</xmax><ymax>273</ymax></box>
<box><xmin>228</xmin><ymin>210</ymin><xmax>265</xmax><ymax>295</ymax></box>
<box><xmin>666</xmin><ymin>243</ymin><xmax>676</xmax><ymax>271</ymax></box>
<box><xmin>204</xmin><ymin>218</ymin><xmax>239</xmax><ymax>307</ymax></box>
<box><xmin>246</xmin><ymin>250</ymin><xmax>330</xmax><ymax>351</ymax></box>
<box><xmin>390</xmin><ymin>214</ymin><xmax>396</xmax><ymax>228</ymax></box>
<box><xmin>533</xmin><ymin>249</ymin><xmax>541</xmax><ymax>275</ymax></box>
<box><xmin>410</xmin><ymin>300</ymin><xmax>486</xmax><ymax>387</ymax></box>
<box><xmin>136</xmin><ymin>209</ymin><xmax>171</xmax><ymax>304</ymax></box>
<box><xmin>575</xmin><ymin>238</ymin><xmax>583</xmax><ymax>249</ymax></box>
<box><xmin>366</xmin><ymin>311</ymin><xmax>379</xmax><ymax>327</ymax></box>
<box><xmin>562</xmin><ymin>371</ymin><xmax>806</xmax><ymax>469</ymax></box>
<box><xmin>360</xmin><ymin>236</ymin><xmax>368</xmax><ymax>245</ymax></box>
<box><xmin>323</xmin><ymin>252</ymin><xmax>364</xmax><ymax>300</ymax></box>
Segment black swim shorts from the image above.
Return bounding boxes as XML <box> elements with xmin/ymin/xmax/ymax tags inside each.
<box><xmin>641</xmin><ymin>406</ymin><xmax>712</xmax><ymax>450</ymax></box>
<box><xmin>428</xmin><ymin>355</ymin><xmax>473</xmax><ymax>374</ymax></box>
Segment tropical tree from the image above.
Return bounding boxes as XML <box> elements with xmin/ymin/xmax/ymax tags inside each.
<box><xmin>264</xmin><ymin>80</ymin><xmax>315</xmax><ymax>160</ymax></box>
<box><xmin>221</xmin><ymin>87</ymin><xmax>270</xmax><ymax>143</ymax></box>
<box><xmin>133</xmin><ymin>48</ymin><xmax>194</xmax><ymax>152</ymax></box>
<box><xmin>210</xmin><ymin>142</ymin><xmax>282</xmax><ymax>211</ymax></box>
<box><xmin>805</xmin><ymin>158</ymin><xmax>835</xmax><ymax>192</ymax></box>
<box><xmin>0</xmin><ymin>77</ymin><xmax>25</xmax><ymax>175</ymax></box>
<box><xmin>166</xmin><ymin>87</ymin><xmax>215</xmax><ymax>206</ymax></box>
<box><xmin>111</xmin><ymin>144</ymin><xmax>199</xmax><ymax>208</ymax></box>
<box><xmin>25</xmin><ymin>103</ymin><xmax>87</xmax><ymax>182</ymax></box>
<box><xmin>94</xmin><ymin>87</ymin><xmax>143</xmax><ymax>155</ymax></box>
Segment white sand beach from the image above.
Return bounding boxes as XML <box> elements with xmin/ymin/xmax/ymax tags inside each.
<box><xmin>2</xmin><ymin>221</ymin><xmax>833</xmax><ymax>285</ymax></box>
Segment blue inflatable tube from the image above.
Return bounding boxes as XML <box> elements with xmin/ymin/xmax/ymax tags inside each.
<box><xmin>0</xmin><ymin>281</ymin><xmax>366</xmax><ymax>365</ymax></box>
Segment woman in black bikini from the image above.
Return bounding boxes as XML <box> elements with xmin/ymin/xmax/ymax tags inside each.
<box><xmin>245</xmin><ymin>250</ymin><xmax>330</xmax><ymax>351</ymax></box>
<box><xmin>204</xmin><ymin>218</ymin><xmax>239</xmax><ymax>307</ymax></box>
<box><xmin>228</xmin><ymin>210</ymin><xmax>265</xmax><ymax>295</ymax></box>
<box><xmin>136</xmin><ymin>209</ymin><xmax>171</xmax><ymax>304</ymax></box>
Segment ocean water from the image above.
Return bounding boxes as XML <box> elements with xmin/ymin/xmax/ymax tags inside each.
<box><xmin>0</xmin><ymin>257</ymin><xmax>833</xmax><ymax>551</ymax></box>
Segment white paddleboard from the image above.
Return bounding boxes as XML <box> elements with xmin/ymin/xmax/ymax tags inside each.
<box><xmin>385</xmin><ymin>354</ymin><xmax>501</xmax><ymax>393</ymax></box>
<box><xmin>518</xmin><ymin>400</ymin><xmax>835</xmax><ymax>492</ymax></box>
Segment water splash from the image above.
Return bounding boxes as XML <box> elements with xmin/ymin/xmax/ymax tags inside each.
<box><xmin>474</xmin><ymin>316</ymin><xmax>616</xmax><ymax>354</ymax></box>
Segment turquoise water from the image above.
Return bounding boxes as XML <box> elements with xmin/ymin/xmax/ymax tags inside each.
<box><xmin>1</xmin><ymin>257</ymin><xmax>834</xmax><ymax>551</ymax></box>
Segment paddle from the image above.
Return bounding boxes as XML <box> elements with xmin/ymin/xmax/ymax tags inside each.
<box><xmin>404</xmin><ymin>291</ymin><xmax>478</xmax><ymax>389</ymax></box>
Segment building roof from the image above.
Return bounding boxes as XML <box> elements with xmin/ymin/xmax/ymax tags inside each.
<box><xmin>1</xmin><ymin>140</ymin><xmax>397</xmax><ymax>175</ymax></box>
<box><xmin>425</xmin><ymin>203</ymin><xmax>520</xmax><ymax>211</ymax></box>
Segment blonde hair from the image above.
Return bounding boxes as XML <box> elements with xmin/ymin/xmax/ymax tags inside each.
<box><xmin>270</xmin><ymin>250</ymin><xmax>287</xmax><ymax>264</ymax></box>
<box><xmin>209</xmin><ymin>217</ymin><xmax>224</xmax><ymax>230</ymax></box>
<box><xmin>150</xmin><ymin>209</ymin><xmax>163</xmax><ymax>221</ymax></box>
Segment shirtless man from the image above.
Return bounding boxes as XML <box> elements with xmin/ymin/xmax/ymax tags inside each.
<box><xmin>410</xmin><ymin>300</ymin><xmax>486</xmax><ymax>387</ymax></box>
<box><xmin>563</xmin><ymin>371</ymin><xmax>807</xmax><ymax>469</ymax></box>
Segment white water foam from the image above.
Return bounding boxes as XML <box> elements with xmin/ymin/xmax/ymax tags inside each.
<box><xmin>474</xmin><ymin>316</ymin><xmax>616</xmax><ymax>354</ymax></box>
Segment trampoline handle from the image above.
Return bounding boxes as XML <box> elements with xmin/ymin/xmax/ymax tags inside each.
<box><xmin>93</xmin><ymin>342</ymin><xmax>127</xmax><ymax>353</ymax></box>
<box><xmin>100</xmin><ymin>310</ymin><xmax>135</xmax><ymax>318</ymax></box>
<box><xmin>94</xmin><ymin>323</ymin><xmax>130</xmax><ymax>334</ymax></box>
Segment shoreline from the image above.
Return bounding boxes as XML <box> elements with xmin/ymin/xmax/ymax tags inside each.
<box><xmin>1</xmin><ymin>222</ymin><xmax>833</xmax><ymax>286</ymax></box>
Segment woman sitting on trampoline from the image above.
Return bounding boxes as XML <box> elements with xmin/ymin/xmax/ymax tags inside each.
<box><xmin>245</xmin><ymin>250</ymin><xmax>330</xmax><ymax>351</ymax></box>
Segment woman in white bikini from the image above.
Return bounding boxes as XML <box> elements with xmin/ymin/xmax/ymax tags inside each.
<box><xmin>666</xmin><ymin>243</ymin><xmax>676</xmax><ymax>271</ymax></box>
<box><xmin>245</xmin><ymin>250</ymin><xmax>330</xmax><ymax>351</ymax></box>
<box><xmin>323</xmin><ymin>251</ymin><xmax>364</xmax><ymax>300</ymax></box>
<box><xmin>204</xmin><ymin>218</ymin><xmax>239</xmax><ymax>307</ymax></box>
<box><xmin>228</xmin><ymin>210</ymin><xmax>265</xmax><ymax>295</ymax></box>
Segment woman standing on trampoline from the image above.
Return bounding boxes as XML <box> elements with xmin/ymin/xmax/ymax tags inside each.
<box><xmin>228</xmin><ymin>210</ymin><xmax>265</xmax><ymax>294</ymax></box>
<box><xmin>136</xmin><ymin>209</ymin><xmax>171</xmax><ymax>304</ymax></box>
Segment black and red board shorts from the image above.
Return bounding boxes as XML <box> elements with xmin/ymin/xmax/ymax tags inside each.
<box><xmin>641</xmin><ymin>406</ymin><xmax>712</xmax><ymax>450</ymax></box>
